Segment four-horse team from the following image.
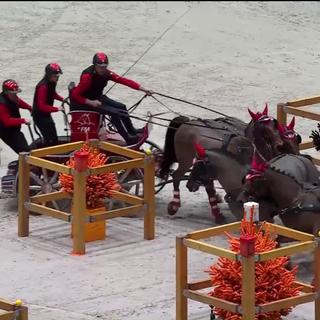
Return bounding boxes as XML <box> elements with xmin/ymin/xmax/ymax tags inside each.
<box><xmin>2</xmin><ymin>51</ymin><xmax>320</xmax><ymax>238</ymax></box>
<box><xmin>159</xmin><ymin>104</ymin><xmax>320</xmax><ymax>239</ymax></box>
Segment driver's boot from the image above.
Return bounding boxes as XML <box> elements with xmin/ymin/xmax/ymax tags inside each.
<box><xmin>122</xmin><ymin>114</ymin><xmax>144</xmax><ymax>135</ymax></box>
<box><xmin>124</xmin><ymin>133</ymin><xmax>139</xmax><ymax>145</ymax></box>
<box><xmin>112</xmin><ymin>117</ymin><xmax>139</xmax><ymax>145</ymax></box>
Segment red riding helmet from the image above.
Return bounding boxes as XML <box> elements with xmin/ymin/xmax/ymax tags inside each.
<box><xmin>45</xmin><ymin>63</ymin><xmax>63</xmax><ymax>76</ymax></box>
<box><xmin>2</xmin><ymin>79</ymin><xmax>21</xmax><ymax>94</ymax></box>
<box><xmin>92</xmin><ymin>52</ymin><xmax>109</xmax><ymax>67</ymax></box>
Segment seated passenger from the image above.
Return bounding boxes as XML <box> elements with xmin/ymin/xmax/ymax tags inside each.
<box><xmin>0</xmin><ymin>79</ymin><xmax>32</xmax><ymax>154</ymax></box>
<box><xmin>32</xmin><ymin>63</ymin><xmax>64</xmax><ymax>146</ymax></box>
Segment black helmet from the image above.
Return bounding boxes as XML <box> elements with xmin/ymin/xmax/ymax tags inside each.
<box><xmin>92</xmin><ymin>52</ymin><xmax>109</xmax><ymax>67</ymax></box>
<box><xmin>45</xmin><ymin>63</ymin><xmax>63</xmax><ymax>76</ymax></box>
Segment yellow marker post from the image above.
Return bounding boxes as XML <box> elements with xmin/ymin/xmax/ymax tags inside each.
<box><xmin>145</xmin><ymin>148</ymin><xmax>152</xmax><ymax>156</ymax></box>
<box><xmin>15</xmin><ymin>300</ymin><xmax>22</xmax><ymax>307</ymax></box>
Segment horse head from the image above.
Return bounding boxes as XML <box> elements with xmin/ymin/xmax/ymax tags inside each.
<box><xmin>237</xmin><ymin>151</ymin><xmax>270</xmax><ymax>204</ymax></box>
<box><xmin>186</xmin><ymin>142</ymin><xmax>211</xmax><ymax>192</ymax></box>
<box><xmin>277</xmin><ymin>117</ymin><xmax>301</xmax><ymax>154</ymax></box>
<box><xmin>246</xmin><ymin>103</ymin><xmax>284</xmax><ymax>161</ymax></box>
<box><xmin>245</xmin><ymin>103</ymin><xmax>269</xmax><ymax>141</ymax></box>
<box><xmin>239</xmin><ymin>171</ymin><xmax>270</xmax><ymax>204</ymax></box>
<box><xmin>187</xmin><ymin>140</ymin><xmax>251</xmax><ymax>193</ymax></box>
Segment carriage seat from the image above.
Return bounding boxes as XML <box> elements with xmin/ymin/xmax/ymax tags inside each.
<box><xmin>69</xmin><ymin>110</ymin><xmax>102</xmax><ymax>142</ymax></box>
<box><xmin>66</xmin><ymin>81</ymin><xmax>101</xmax><ymax>142</ymax></box>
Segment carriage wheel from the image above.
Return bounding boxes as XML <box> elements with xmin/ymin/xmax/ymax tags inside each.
<box><xmin>16</xmin><ymin>166</ymin><xmax>71</xmax><ymax>212</ymax></box>
<box><xmin>104</xmin><ymin>155</ymin><xmax>142</xmax><ymax>210</ymax></box>
<box><xmin>105</xmin><ymin>140</ymin><xmax>166</xmax><ymax>210</ymax></box>
<box><xmin>107</xmin><ymin>156</ymin><xmax>145</xmax><ymax>197</ymax></box>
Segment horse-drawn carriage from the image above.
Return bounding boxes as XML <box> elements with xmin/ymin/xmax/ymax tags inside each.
<box><xmin>0</xmin><ymin>94</ymin><xmax>166</xmax><ymax>209</ymax></box>
<box><xmin>3</xmin><ymin>87</ymin><xmax>320</xmax><ymax>239</ymax></box>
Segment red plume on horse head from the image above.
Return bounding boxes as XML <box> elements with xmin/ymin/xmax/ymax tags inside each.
<box><xmin>194</xmin><ymin>142</ymin><xmax>206</xmax><ymax>159</ymax></box>
<box><xmin>248</xmin><ymin>103</ymin><xmax>269</xmax><ymax>122</ymax></box>
<box><xmin>278</xmin><ymin>116</ymin><xmax>296</xmax><ymax>136</ymax></box>
<box><xmin>287</xmin><ymin>116</ymin><xmax>295</xmax><ymax>130</ymax></box>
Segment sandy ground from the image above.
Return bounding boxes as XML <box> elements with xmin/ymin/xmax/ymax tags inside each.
<box><xmin>0</xmin><ymin>1</ymin><xmax>320</xmax><ymax>319</ymax></box>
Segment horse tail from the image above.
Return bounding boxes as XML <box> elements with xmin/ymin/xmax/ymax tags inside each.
<box><xmin>160</xmin><ymin>115</ymin><xmax>190</xmax><ymax>177</ymax></box>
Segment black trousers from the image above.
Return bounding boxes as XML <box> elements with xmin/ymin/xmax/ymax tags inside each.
<box><xmin>33</xmin><ymin>116</ymin><xmax>58</xmax><ymax>146</ymax></box>
<box><xmin>1</xmin><ymin>130</ymin><xmax>30</xmax><ymax>154</ymax></box>
<box><xmin>100</xmin><ymin>96</ymin><xmax>137</xmax><ymax>136</ymax></box>
<box><xmin>71</xmin><ymin>96</ymin><xmax>137</xmax><ymax>139</ymax></box>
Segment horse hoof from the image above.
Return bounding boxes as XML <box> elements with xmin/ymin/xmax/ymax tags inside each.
<box><xmin>214</xmin><ymin>214</ymin><xmax>226</xmax><ymax>225</ymax></box>
<box><xmin>168</xmin><ymin>202</ymin><xmax>179</xmax><ymax>216</ymax></box>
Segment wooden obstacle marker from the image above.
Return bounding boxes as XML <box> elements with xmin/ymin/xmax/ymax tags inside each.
<box><xmin>277</xmin><ymin>95</ymin><xmax>320</xmax><ymax>165</ymax></box>
<box><xmin>18</xmin><ymin>139</ymin><xmax>155</xmax><ymax>255</ymax></box>
<box><xmin>0</xmin><ymin>299</ymin><xmax>28</xmax><ymax>320</ymax></box>
<box><xmin>176</xmin><ymin>221</ymin><xmax>320</xmax><ymax>320</ymax></box>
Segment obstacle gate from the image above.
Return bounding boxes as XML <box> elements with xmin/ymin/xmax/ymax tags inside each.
<box><xmin>277</xmin><ymin>95</ymin><xmax>320</xmax><ymax>165</ymax></box>
<box><xmin>18</xmin><ymin>139</ymin><xmax>155</xmax><ymax>255</ymax></box>
<box><xmin>176</xmin><ymin>219</ymin><xmax>320</xmax><ymax>319</ymax></box>
<box><xmin>0</xmin><ymin>299</ymin><xmax>28</xmax><ymax>320</ymax></box>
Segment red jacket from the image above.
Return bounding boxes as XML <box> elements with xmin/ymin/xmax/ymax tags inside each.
<box><xmin>0</xmin><ymin>93</ymin><xmax>31</xmax><ymax>128</ymax></box>
<box><xmin>35</xmin><ymin>84</ymin><xmax>64</xmax><ymax>113</ymax></box>
<box><xmin>33</xmin><ymin>78</ymin><xmax>64</xmax><ymax>117</ymax></box>
<box><xmin>71</xmin><ymin>65</ymin><xmax>141</xmax><ymax>106</ymax></box>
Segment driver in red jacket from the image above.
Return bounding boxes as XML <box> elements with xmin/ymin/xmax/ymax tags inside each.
<box><xmin>0</xmin><ymin>79</ymin><xmax>32</xmax><ymax>154</ymax></box>
<box><xmin>70</xmin><ymin>52</ymin><xmax>153</xmax><ymax>145</ymax></box>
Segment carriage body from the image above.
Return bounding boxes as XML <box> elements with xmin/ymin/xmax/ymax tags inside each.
<box><xmin>0</xmin><ymin>104</ymin><xmax>165</xmax><ymax>204</ymax></box>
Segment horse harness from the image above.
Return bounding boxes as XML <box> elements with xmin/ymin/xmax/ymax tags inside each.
<box><xmin>279</xmin><ymin>184</ymin><xmax>320</xmax><ymax>216</ymax></box>
<box><xmin>198</xmin><ymin>118</ymin><xmax>250</xmax><ymax>156</ymax></box>
<box><xmin>272</xmin><ymin>155</ymin><xmax>320</xmax><ymax>216</ymax></box>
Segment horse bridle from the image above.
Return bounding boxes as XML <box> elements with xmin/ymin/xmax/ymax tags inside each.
<box><xmin>252</xmin><ymin>143</ymin><xmax>268</xmax><ymax>163</ymax></box>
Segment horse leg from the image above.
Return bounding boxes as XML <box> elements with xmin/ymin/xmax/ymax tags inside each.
<box><xmin>205</xmin><ymin>181</ymin><xmax>225</xmax><ymax>224</ymax></box>
<box><xmin>167</xmin><ymin>165</ymin><xmax>189</xmax><ymax>216</ymax></box>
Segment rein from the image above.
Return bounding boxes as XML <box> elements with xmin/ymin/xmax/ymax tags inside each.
<box><xmin>153</xmin><ymin>91</ymin><xmax>230</xmax><ymax>118</ymax></box>
<box><xmin>279</xmin><ymin>189</ymin><xmax>320</xmax><ymax>215</ymax></box>
<box><xmin>252</xmin><ymin>143</ymin><xmax>268</xmax><ymax>163</ymax></box>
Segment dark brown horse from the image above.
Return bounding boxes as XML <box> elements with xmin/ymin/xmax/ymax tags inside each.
<box><xmin>159</xmin><ymin>105</ymin><xmax>283</xmax><ymax>224</ymax></box>
<box><xmin>277</xmin><ymin>117</ymin><xmax>301</xmax><ymax>155</ymax></box>
<box><xmin>184</xmin><ymin>109</ymin><xmax>300</xmax><ymax>223</ymax></box>
<box><xmin>189</xmin><ymin>145</ymin><xmax>279</xmax><ymax>219</ymax></box>
<box><xmin>242</xmin><ymin>153</ymin><xmax>320</xmax><ymax>236</ymax></box>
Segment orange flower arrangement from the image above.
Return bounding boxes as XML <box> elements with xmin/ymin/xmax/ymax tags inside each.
<box><xmin>207</xmin><ymin>212</ymin><xmax>301</xmax><ymax>320</ymax></box>
<box><xmin>59</xmin><ymin>144</ymin><xmax>121</xmax><ymax>208</ymax></box>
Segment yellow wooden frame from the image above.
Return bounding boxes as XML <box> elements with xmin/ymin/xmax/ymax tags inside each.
<box><xmin>277</xmin><ymin>95</ymin><xmax>320</xmax><ymax>165</ymax></box>
<box><xmin>0</xmin><ymin>298</ymin><xmax>28</xmax><ymax>320</ymax></box>
<box><xmin>18</xmin><ymin>140</ymin><xmax>155</xmax><ymax>255</ymax></box>
<box><xmin>176</xmin><ymin>222</ymin><xmax>320</xmax><ymax>320</ymax></box>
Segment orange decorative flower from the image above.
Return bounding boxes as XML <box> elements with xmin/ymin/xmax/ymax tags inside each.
<box><xmin>59</xmin><ymin>144</ymin><xmax>121</xmax><ymax>208</ymax></box>
<box><xmin>207</xmin><ymin>213</ymin><xmax>301</xmax><ymax>320</ymax></box>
